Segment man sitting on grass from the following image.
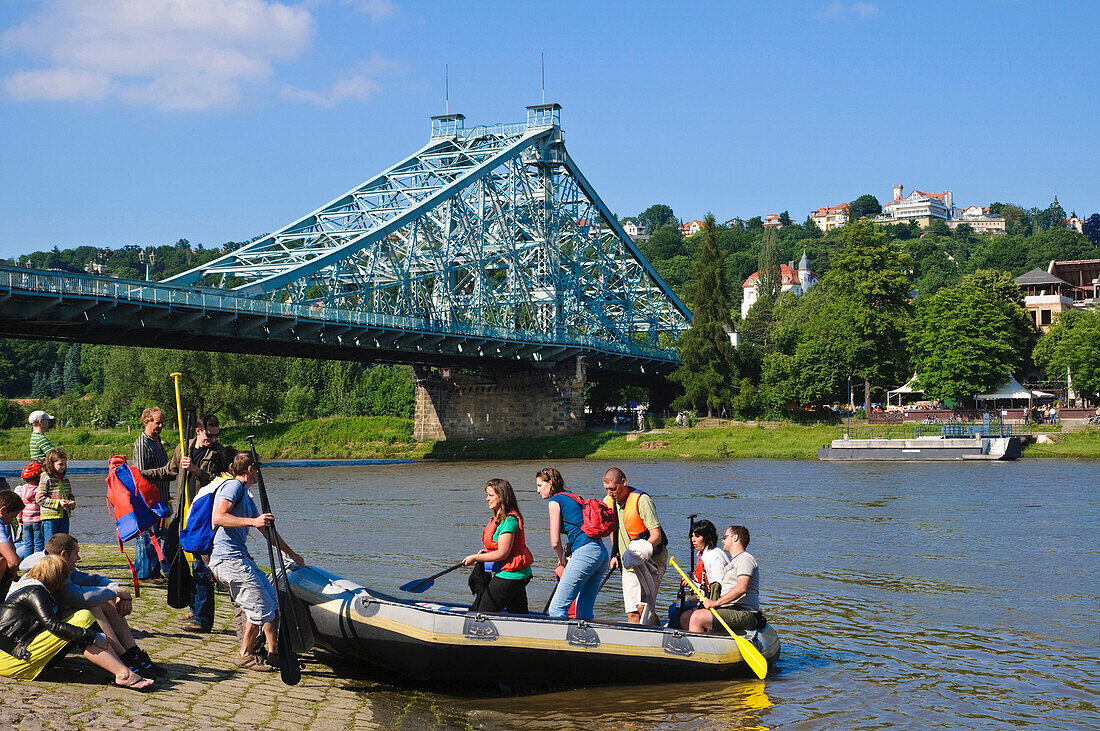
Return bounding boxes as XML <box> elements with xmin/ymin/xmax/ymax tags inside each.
<box><xmin>34</xmin><ymin>533</ymin><xmax>166</xmax><ymax>677</ymax></box>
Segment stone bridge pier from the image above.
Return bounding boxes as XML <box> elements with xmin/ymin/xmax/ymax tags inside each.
<box><xmin>414</xmin><ymin>357</ymin><xmax>586</xmax><ymax>441</ymax></box>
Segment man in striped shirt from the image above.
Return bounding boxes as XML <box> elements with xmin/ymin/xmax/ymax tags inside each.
<box><xmin>28</xmin><ymin>410</ymin><xmax>55</xmax><ymax>464</ymax></box>
<box><xmin>131</xmin><ymin>407</ymin><xmax>170</xmax><ymax>584</ymax></box>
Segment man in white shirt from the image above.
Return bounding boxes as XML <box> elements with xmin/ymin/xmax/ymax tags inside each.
<box><xmin>682</xmin><ymin>525</ymin><xmax>764</xmax><ymax>634</ymax></box>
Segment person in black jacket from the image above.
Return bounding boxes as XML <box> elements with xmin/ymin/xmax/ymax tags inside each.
<box><xmin>0</xmin><ymin>555</ymin><xmax>154</xmax><ymax>689</ymax></box>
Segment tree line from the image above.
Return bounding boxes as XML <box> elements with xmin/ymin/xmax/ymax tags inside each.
<box><xmin>2</xmin><ymin>195</ymin><xmax>1097</xmax><ymax>429</ymax></box>
<box><xmin>650</xmin><ymin>197</ymin><xmax>1099</xmax><ymax>417</ymax></box>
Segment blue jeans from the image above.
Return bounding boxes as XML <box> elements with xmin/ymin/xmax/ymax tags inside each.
<box><xmin>190</xmin><ymin>559</ymin><xmax>215</xmax><ymax>630</ymax></box>
<box><xmin>135</xmin><ymin>528</ymin><xmax>168</xmax><ymax>579</ymax></box>
<box><xmin>17</xmin><ymin>523</ymin><xmax>45</xmax><ymax>559</ymax></box>
<box><xmin>548</xmin><ymin>540</ymin><xmax>609</xmax><ymax>620</ymax></box>
<box><xmin>40</xmin><ymin>518</ymin><xmax>70</xmax><ymax>545</ymax></box>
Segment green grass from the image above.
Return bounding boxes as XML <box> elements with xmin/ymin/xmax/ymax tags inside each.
<box><xmin>1020</xmin><ymin>427</ymin><xmax>1100</xmax><ymax>459</ymax></box>
<box><xmin>5</xmin><ymin>419</ymin><xmax>1097</xmax><ymax>463</ymax></box>
<box><xmin>0</xmin><ymin>416</ymin><xmax>423</xmax><ymax>462</ymax></box>
<box><xmin>425</xmin><ymin>422</ymin><xmax>840</xmax><ymax>460</ymax></box>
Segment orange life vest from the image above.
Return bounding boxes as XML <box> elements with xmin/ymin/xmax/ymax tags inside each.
<box><xmin>480</xmin><ymin>511</ymin><xmax>534</xmax><ymax>573</ymax></box>
<box><xmin>603</xmin><ymin>489</ymin><xmax>648</xmax><ymax>539</ymax></box>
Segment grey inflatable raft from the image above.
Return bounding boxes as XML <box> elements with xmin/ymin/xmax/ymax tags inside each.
<box><xmin>287</xmin><ymin>565</ymin><xmax>781</xmax><ymax>685</ymax></box>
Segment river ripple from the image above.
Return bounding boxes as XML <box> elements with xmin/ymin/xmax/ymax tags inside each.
<box><xmin>29</xmin><ymin>457</ymin><xmax>1100</xmax><ymax>729</ymax></box>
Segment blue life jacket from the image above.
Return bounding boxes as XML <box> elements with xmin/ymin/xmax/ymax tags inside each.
<box><xmin>179</xmin><ymin>475</ymin><xmax>236</xmax><ymax>555</ymax></box>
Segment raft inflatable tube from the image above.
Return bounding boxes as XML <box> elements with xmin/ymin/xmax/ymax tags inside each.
<box><xmin>287</xmin><ymin>565</ymin><xmax>780</xmax><ymax>684</ymax></box>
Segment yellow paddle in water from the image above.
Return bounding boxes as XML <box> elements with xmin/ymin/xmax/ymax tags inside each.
<box><xmin>669</xmin><ymin>556</ymin><xmax>768</xmax><ymax>680</ymax></box>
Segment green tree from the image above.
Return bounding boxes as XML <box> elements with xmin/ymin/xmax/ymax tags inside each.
<box><xmin>848</xmin><ymin>194</ymin><xmax>882</xmax><ymax>220</ymax></box>
<box><xmin>764</xmin><ymin>221</ymin><xmax>912</xmax><ymax>410</ymax></box>
<box><xmin>637</xmin><ymin>204</ymin><xmax>676</xmax><ymax>232</ymax></box>
<box><xmin>47</xmin><ymin>363</ymin><xmax>63</xmax><ymax>397</ymax></box>
<box><xmin>990</xmin><ymin>203</ymin><xmax>1031</xmax><ymax>236</ymax></box>
<box><xmin>638</xmin><ymin>224</ymin><xmax>685</xmax><ymax>262</ymax></box>
<box><xmin>910</xmin><ymin>270</ymin><xmax>1033</xmax><ymax>403</ymax></box>
<box><xmin>1033</xmin><ymin>309</ymin><xmax>1100</xmax><ymax>401</ymax></box>
<box><xmin>756</xmin><ymin>227</ymin><xmax>782</xmax><ymax>303</ymax></box>
<box><xmin>31</xmin><ymin>371</ymin><xmax>47</xmax><ymax>399</ymax></box>
<box><xmin>1032</xmin><ymin>198</ymin><xmax>1067</xmax><ymax>233</ymax></box>
<box><xmin>670</xmin><ymin>214</ymin><xmax>739</xmax><ymax>416</ymax></box>
<box><xmin>1082</xmin><ymin>213</ymin><xmax>1100</xmax><ymax>247</ymax></box>
<box><xmin>63</xmin><ymin>344</ymin><xmax>82</xmax><ymax>394</ymax></box>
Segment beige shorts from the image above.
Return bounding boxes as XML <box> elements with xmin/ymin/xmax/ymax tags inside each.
<box><xmin>621</xmin><ymin>560</ymin><xmax>667</xmax><ymax>614</ymax></box>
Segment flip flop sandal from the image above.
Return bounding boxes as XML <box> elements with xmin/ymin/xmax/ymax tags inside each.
<box><xmin>114</xmin><ymin>675</ymin><xmax>155</xmax><ymax>692</ymax></box>
<box><xmin>235</xmin><ymin>653</ymin><xmax>274</xmax><ymax>672</ymax></box>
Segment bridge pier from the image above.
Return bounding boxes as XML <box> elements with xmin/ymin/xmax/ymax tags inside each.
<box><xmin>414</xmin><ymin>357</ymin><xmax>586</xmax><ymax>441</ymax></box>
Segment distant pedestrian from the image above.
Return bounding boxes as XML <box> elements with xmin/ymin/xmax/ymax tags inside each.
<box><xmin>28</xmin><ymin>411</ymin><xmax>55</xmax><ymax>464</ymax></box>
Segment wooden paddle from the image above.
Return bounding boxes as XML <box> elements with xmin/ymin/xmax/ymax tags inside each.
<box><xmin>246</xmin><ymin>436</ymin><xmax>303</xmax><ymax>686</ymax></box>
<box><xmin>399</xmin><ymin>561</ymin><xmax>466</xmax><ymax>593</ymax></box>
<box><xmin>669</xmin><ymin>556</ymin><xmax>768</xmax><ymax>680</ymax></box>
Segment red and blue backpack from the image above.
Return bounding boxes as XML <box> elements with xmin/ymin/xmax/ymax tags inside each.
<box><xmin>105</xmin><ymin>455</ymin><xmax>172</xmax><ymax>594</ymax></box>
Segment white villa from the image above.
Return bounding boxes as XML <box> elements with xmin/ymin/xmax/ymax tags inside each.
<box><xmin>878</xmin><ymin>184</ymin><xmax>953</xmax><ymax>226</ymax></box>
<box><xmin>741</xmin><ymin>249</ymin><xmax>818</xmax><ymax>318</ymax></box>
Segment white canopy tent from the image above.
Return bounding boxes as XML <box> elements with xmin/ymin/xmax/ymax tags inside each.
<box><xmin>975</xmin><ymin>374</ymin><xmax>1053</xmax><ymax>403</ymax></box>
<box><xmin>887</xmin><ymin>374</ymin><xmax>923</xmax><ymax>407</ymax></box>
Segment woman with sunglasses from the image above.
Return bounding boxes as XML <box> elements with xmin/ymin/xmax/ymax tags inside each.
<box><xmin>535</xmin><ymin>467</ymin><xmax>610</xmax><ymax>620</ymax></box>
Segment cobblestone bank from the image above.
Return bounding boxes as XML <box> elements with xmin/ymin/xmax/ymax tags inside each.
<box><xmin>0</xmin><ymin>544</ymin><xmax>380</xmax><ymax>730</ymax></box>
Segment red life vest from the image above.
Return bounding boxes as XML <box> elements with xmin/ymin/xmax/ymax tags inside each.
<box><xmin>480</xmin><ymin>511</ymin><xmax>534</xmax><ymax>573</ymax></box>
<box><xmin>105</xmin><ymin>455</ymin><xmax>171</xmax><ymax>540</ymax></box>
<box><xmin>693</xmin><ymin>551</ymin><xmax>706</xmax><ymax>584</ymax></box>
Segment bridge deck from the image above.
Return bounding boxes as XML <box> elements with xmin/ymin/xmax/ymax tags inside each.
<box><xmin>0</xmin><ymin>266</ymin><xmax>677</xmax><ymax>380</ymax></box>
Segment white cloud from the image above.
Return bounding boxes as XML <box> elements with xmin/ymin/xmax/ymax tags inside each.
<box><xmin>342</xmin><ymin>0</ymin><xmax>397</xmax><ymax>22</ymax></box>
<box><xmin>1</xmin><ymin>0</ymin><xmax>315</xmax><ymax>110</ymax></box>
<box><xmin>817</xmin><ymin>2</ymin><xmax>880</xmax><ymax>20</ymax></box>
<box><xmin>282</xmin><ymin>55</ymin><xmax>402</xmax><ymax>107</ymax></box>
<box><xmin>3</xmin><ymin>68</ymin><xmax>114</xmax><ymax>102</ymax></box>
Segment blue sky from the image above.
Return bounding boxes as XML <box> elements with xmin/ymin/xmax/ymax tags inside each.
<box><xmin>0</xmin><ymin>1</ymin><xmax>1096</xmax><ymax>259</ymax></box>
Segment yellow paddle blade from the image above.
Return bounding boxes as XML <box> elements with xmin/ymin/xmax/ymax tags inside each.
<box><xmin>669</xmin><ymin>556</ymin><xmax>768</xmax><ymax>680</ymax></box>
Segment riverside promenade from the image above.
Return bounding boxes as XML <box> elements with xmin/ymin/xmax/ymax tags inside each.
<box><xmin>0</xmin><ymin>544</ymin><xmax>379</xmax><ymax>730</ymax></box>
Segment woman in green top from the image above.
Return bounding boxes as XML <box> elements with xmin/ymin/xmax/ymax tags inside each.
<box><xmin>463</xmin><ymin>479</ymin><xmax>535</xmax><ymax>613</ymax></box>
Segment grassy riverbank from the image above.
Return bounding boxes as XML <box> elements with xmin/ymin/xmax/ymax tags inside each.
<box><xmin>3</xmin><ymin>418</ymin><xmax>1097</xmax><ymax>463</ymax></box>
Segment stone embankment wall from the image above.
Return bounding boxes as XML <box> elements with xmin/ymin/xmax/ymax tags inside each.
<box><xmin>414</xmin><ymin>357</ymin><xmax>586</xmax><ymax>441</ymax></box>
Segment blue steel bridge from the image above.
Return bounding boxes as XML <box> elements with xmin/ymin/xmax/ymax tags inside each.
<box><xmin>0</xmin><ymin>105</ymin><xmax>690</xmax><ymax>438</ymax></box>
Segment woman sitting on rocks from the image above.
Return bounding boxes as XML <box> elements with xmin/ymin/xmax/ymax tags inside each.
<box><xmin>0</xmin><ymin>554</ymin><xmax>155</xmax><ymax>690</ymax></box>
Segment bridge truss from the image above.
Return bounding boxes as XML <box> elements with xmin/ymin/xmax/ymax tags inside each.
<box><xmin>167</xmin><ymin>105</ymin><xmax>690</xmax><ymax>357</ymax></box>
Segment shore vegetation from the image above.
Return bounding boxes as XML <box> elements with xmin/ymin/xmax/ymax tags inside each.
<box><xmin>3</xmin><ymin>419</ymin><xmax>1096</xmax><ymax>463</ymax></box>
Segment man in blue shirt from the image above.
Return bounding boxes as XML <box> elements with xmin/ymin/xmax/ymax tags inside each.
<box><xmin>210</xmin><ymin>452</ymin><xmax>304</xmax><ymax>672</ymax></box>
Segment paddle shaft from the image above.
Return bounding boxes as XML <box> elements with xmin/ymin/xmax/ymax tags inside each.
<box><xmin>169</xmin><ymin>373</ymin><xmax>186</xmax><ymax>462</ymax></box>
<box><xmin>401</xmin><ymin>561</ymin><xmax>466</xmax><ymax>592</ymax></box>
<box><xmin>246</xmin><ymin>437</ymin><xmax>302</xmax><ymax>686</ymax></box>
<box><xmin>679</xmin><ymin>514</ymin><xmax>698</xmax><ymax>611</ymax></box>
<box><xmin>668</xmin><ymin>556</ymin><xmax>767</xmax><ymax>680</ymax></box>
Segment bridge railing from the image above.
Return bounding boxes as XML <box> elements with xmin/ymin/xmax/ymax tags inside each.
<box><xmin>0</xmin><ymin>266</ymin><xmax>678</xmax><ymax>363</ymax></box>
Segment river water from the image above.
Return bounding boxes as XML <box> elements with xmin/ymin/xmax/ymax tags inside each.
<box><xmin>12</xmin><ymin>458</ymin><xmax>1098</xmax><ymax>729</ymax></box>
